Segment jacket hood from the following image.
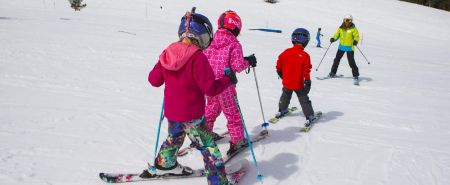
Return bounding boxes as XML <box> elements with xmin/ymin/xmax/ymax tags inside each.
<box><xmin>208</xmin><ymin>29</ymin><xmax>238</xmax><ymax>49</ymax></box>
<box><xmin>159</xmin><ymin>42</ymin><xmax>200</xmax><ymax>71</ymax></box>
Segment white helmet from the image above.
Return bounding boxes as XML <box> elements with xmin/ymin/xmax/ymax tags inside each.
<box><xmin>344</xmin><ymin>14</ymin><xmax>353</xmax><ymax>21</ymax></box>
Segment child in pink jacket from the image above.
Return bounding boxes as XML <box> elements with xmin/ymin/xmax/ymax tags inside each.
<box><xmin>203</xmin><ymin>10</ymin><xmax>257</xmax><ymax>155</ymax></box>
<box><xmin>142</xmin><ymin>10</ymin><xmax>237</xmax><ymax>185</ymax></box>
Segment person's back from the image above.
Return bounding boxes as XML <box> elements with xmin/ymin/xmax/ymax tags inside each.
<box><xmin>204</xmin><ymin>29</ymin><xmax>248</xmax><ymax>80</ymax></box>
<box><xmin>149</xmin><ymin>41</ymin><xmax>230</xmax><ymax>122</ymax></box>
<box><xmin>275</xmin><ymin>28</ymin><xmax>316</xmax><ymax>124</ymax></box>
<box><xmin>201</xmin><ymin>10</ymin><xmax>258</xmax><ymax>156</ymax></box>
<box><xmin>276</xmin><ymin>45</ymin><xmax>311</xmax><ymax>91</ymax></box>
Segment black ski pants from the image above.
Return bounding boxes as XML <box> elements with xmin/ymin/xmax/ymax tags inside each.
<box><xmin>278</xmin><ymin>87</ymin><xmax>314</xmax><ymax>119</ymax></box>
<box><xmin>330</xmin><ymin>50</ymin><xmax>359</xmax><ymax>77</ymax></box>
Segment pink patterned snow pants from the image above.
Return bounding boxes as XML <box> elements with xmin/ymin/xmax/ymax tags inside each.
<box><xmin>205</xmin><ymin>86</ymin><xmax>245</xmax><ymax>143</ymax></box>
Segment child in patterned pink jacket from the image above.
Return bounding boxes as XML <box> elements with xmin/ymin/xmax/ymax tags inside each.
<box><xmin>203</xmin><ymin>10</ymin><xmax>257</xmax><ymax>155</ymax></box>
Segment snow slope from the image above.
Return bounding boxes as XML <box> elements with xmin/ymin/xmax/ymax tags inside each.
<box><xmin>1</xmin><ymin>0</ymin><xmax>450</xmax><ymax>185</ymax></box>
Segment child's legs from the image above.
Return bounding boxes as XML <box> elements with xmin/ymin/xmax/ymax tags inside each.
<box><xmin>184</xmin><ymin>118</ymin><xmax>228</xmax><ymax>185</ymax></box>
<box><xmin>279</xmin><ymin>87</ymin><xmax>294</xmax><ymax>112</ymax></box>
<box><xmin>205</xmin><ymin>96</ymin><xmax>222</xmax><ymax>132</ymax></box>
<box><xmin>295</xmin><ymin>87</ymin><xmax>314</xmax><ymax>118</ymax></box>
<box><xmin>220</xmin><ymin>87</ymin><xmax>245</xmax><ymax>143</ymax></box>
<box><xmin>155</xmin><ymin>121</ymin><xmax>186</xmax><ymax>169</ymax></box>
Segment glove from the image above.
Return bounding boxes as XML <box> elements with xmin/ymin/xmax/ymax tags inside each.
<box><xmin>330</xmin><ymin>38</ymin><xmax>335</xmax><ymax>43</ymax></box>
<box><xmin>304</xmin><ymin>80</ymin><xmax>311</xmax><ymax>88</ymax></box>
<box><xmin>244</xmin><ymin>54</ymin><xmax>257</xmax><ymax>67</ymax></box>
<box><xmin>353</xmin><ymin>41</ymin><xmax>358</xmax><ymax>46</ymax></box>
<box><xmin>224</xmin><ymin>68</ymin><xmax>238</xmax><ymax>84</ymax></box>
<box><xmin>277</xmin><ymin>70</ymin><xmax>282</xmax><ymax>79</ymax></box>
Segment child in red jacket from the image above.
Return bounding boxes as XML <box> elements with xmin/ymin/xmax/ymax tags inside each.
<box><xmin>275</xmin><ymin>28</ymin><xmax>317</xmax><ymax>124</ymax></box>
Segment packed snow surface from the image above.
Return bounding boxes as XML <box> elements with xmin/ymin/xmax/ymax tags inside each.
<box><xmin>1</xmin><ymin>0</ymin><xmax>450</xmax><ymax>185</ymax></box>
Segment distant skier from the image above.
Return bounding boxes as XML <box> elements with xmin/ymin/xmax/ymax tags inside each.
<box><xmin>328</xmin><ymin>14</ymin><xmax>360</xmax><ymax>83</ymax></box>
<box><xmin>68</xmin><ymin>0</ymin><xmax>86</xmax><ymax>11</ymax></box>
<box><xmin>316</xmin><ymin>27</ymin><xmax>323</xmax><ymax>47</ymax></box>
<box><xmin>203</xmin><ymin>10</ymin><xmax>258</xmax><ymax>156</ymax></box>
<box><xmin>144</xmin><ymin>10</ymin><xmax>236</xmax><ymax>185</ymax></box>
<box><xmin>275</xmin><ymin>28</ymin><xmax>318</xmax><ymax>124</ymax></box>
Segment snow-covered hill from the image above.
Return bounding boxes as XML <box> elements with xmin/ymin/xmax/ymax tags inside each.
<box><xmin>1</xmin><ymin>0</ymin><xmax>450</xmax><ymax>185</ymax></box>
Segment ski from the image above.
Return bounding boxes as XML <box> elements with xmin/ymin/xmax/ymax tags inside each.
<box><xmin>300</xmin><ymin>111</ymin><xmax>323</xmax><ymax>132</ymax></box>
<box><xmin>269</xmin><ymin>107</ymin><xmax>298</xmax><ymax>123</ymax></box>
<box><xmin>223</xmin><ymin>129</ymin><xmax>269</xmax><ymax>164</ymax></box>
<box><xmin>177</xmin><ymin>131</ymin><xmax>229</xmax><ymax>157</ymax></box>
<box><xmin>99</xmin><ymin>169</ymin><xmax>204</xmax><ymax>183</ymax></box>
<box><xmin>99</xmin><ymin>159</ymin><xmax>249</xmax><ymax>184</ymax></box>
<box><xmin>227</xmin><ymin>159</ymin><xmax>249</xmax><ymax>185</ymax></box>
<box><xmin>315</xmin><ymin>74</ymin><xmax>344</xmax><ymax>80</ymax></box>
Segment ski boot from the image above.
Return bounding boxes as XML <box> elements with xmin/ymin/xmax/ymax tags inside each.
<box><xmin>139</xmin><ymin>162</ymin><xmax>193</xmax><ymax>178</ymax></box>
<box><xmin>226</xmin><ymin>140</ymin><xmax>247</xmax><ymax>156</ymax></box>
<box><xmin>328</xmin><ymin>72</ymin><xmax>336</xmax><ymax>78</ymax></box>
<box><xmin>305</xmin><ymin>115</ymin><xmax>316</xmax><ymax>127</ymax></box>
<box><xmin>353</xmin><ymin>76</ymin><xmax>360</xmax><ymax>86</ymax></box>
<box><xmin>275</xmin><ymin>109</ymin><xmax>289</xmax><ymax>119</ymax></box>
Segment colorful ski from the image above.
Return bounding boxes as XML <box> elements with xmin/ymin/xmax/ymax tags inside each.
<box><xmin>99</xmin><ymin>159</ymin><xmax>249</xmax><ymax>184</ymax></box>
<box><xmin>227</xmin><ymin>159</ymin><xmax>249</xmax><ymax>184</ymax></box>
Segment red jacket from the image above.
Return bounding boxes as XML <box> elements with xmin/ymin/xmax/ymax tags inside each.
<box><xmin>276</xmin><ymin>44</ymin><xmax>312</xmax><ymax>90</ymax></box>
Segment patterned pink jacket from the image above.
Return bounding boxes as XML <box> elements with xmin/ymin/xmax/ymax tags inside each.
<box><xmin>203</xmin><ymin>29</ymin><xmax>249</xmax><ymax>80</ymax></box>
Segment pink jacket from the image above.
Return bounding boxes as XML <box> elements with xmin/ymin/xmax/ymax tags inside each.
<box><xmin>203</xmin><ymin>29</ymin><xmax>249</xmax><ymax>80</ymax></box>
<box><xmin>148</xmin><ymin>42</ymin><xmax>231</xmax><ymax>122</ymax></box>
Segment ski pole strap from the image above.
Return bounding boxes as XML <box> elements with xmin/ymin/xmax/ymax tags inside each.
<box><xmin>150</xmin><ymin>99</ymin><xmax>165</xmax><ymax>171</ymax></box>
<box><xmin>233</xmin><ymin>95</ymin><xmax>264</xmax><ymax>182</ymax></box>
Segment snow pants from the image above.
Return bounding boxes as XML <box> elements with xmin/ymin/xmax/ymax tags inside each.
<box><xmin>331</xmin><ymin>50</ymin><xmax>359</xmax><ymax>77</ymax></box>
<box><xmin>155</xmin><ymin>117</ymin><xmax>228</xmax><ymax>185</ymax></box>
<box><xmin>205</xmin><ymin>86</ymin><xmax>245</xmax><ymax>143</ymax></box>
<box><xmin>278</xmin><ymin>87</ymin><xmax>315</xmax><ymax>119</ymax></box>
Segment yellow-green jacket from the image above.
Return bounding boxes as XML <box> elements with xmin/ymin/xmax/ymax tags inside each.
<box><xmin>333</xmin><ymin>23</ymin><xmax>359</xmax><ymax>51</ymax></box>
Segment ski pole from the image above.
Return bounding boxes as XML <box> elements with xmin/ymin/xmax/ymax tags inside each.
<box><xmin>356</xmin><ymin>46</ymin><xmax>371</xmax><ymax>64</ymax></box>
<box><xmin>252</xmin><ymin>67</ymin><xmax>269</xmax><ymax>129</ymax></box>
<box><xmin>232</xmin><ymin>94</ymin><xmax>264</xmax><ymax>183</ymax></box>
<box><xmin>315</xmin><ymin>42</ymin><xmax>333</xmax><ymax>71</ymax></box>
<box><xmin>149</xmin><ymin>99</ymin><xmax>165</xmax><ymax>172</ymax></box>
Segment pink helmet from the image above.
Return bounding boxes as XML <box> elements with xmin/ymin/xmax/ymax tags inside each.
<box><xmin>218</xmin><ymin>10</ymin><xmax>242</xmax><ymax>36</ymax></box>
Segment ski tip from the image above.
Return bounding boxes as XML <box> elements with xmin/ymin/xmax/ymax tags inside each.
<box><xmin>225</xmin><ymin>159</ymin><xmax>249</xmax><ymax>174</ymax></box>
<box><xmin>99</xmin><ymin>173</ymin><xmax>110</xmax><ymax>183</ymax></box>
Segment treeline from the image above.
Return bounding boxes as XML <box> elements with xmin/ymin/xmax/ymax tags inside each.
<box><xmin>400</xmin><ymin>0</ymin><xmax>450</xmax><ymax>11</ymax></box>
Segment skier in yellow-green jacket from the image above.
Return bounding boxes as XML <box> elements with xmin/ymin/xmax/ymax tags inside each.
<box><xmin>328</xmin><ymin>14</ymin><xmax>360</xmax><ymax>82</ymax></box>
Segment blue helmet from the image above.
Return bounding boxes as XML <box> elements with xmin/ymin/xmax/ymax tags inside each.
<box><xmin>178</xmin><ymin>8</ymin><xmax>214</xmax><ymax>49</ymax></box>
<box><xmin>291</xmin><ymin>28</ymin><xmax>310</xmax><ymax>47</ymax></box>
